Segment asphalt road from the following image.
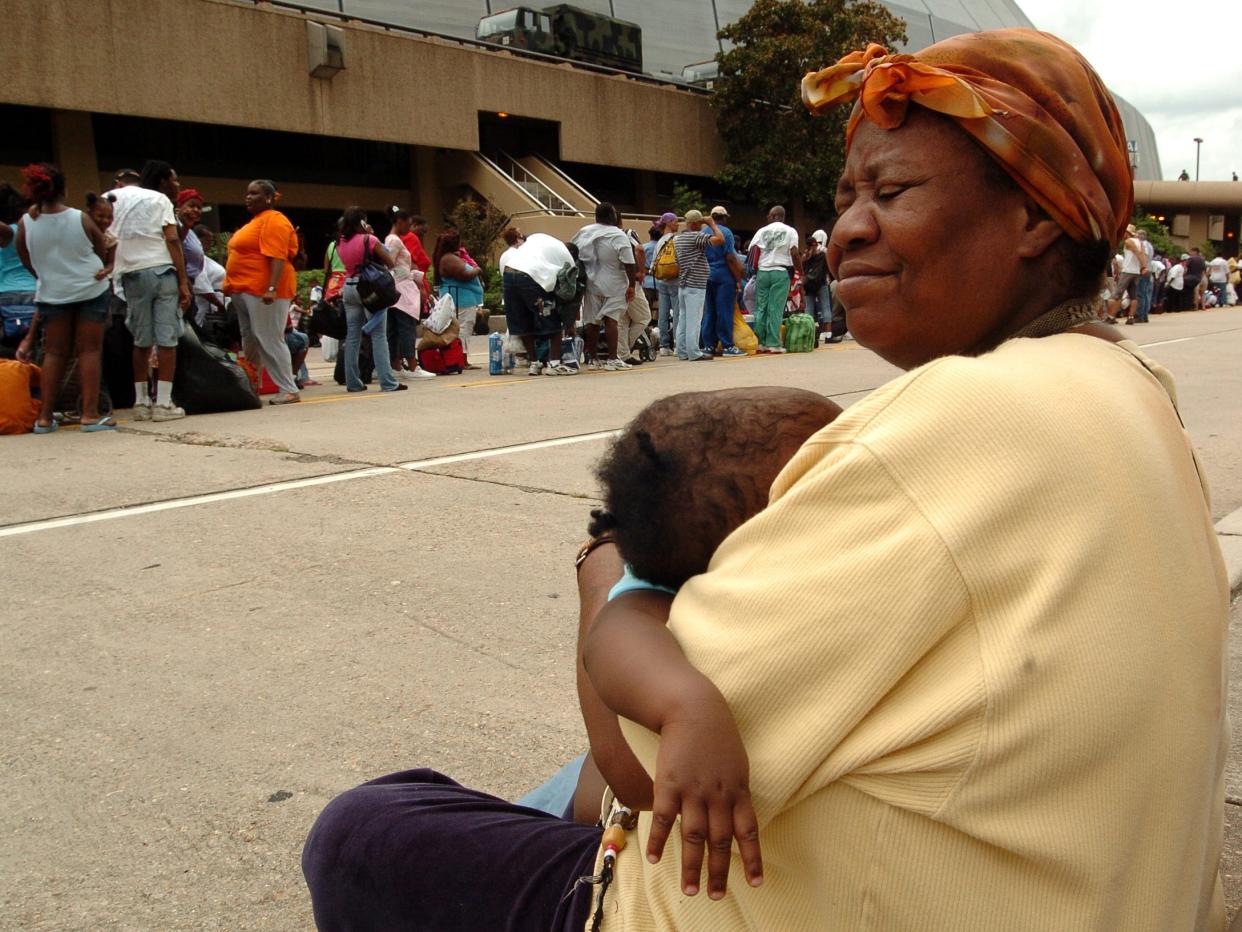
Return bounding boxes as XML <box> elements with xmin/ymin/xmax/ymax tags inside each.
<box><xmin>3</xmin><ymin>307</ymin><xmax>1241</xmax><ymax>930</ymax></box>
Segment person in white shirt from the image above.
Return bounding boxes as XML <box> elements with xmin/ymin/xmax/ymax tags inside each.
<box><xmin>502</xmin><ymin>232</ymin><xmax>577</xmax><ymax>376</ymax></box>
<box><xmin>110</xmin><ymin>160</ymin><xmax>191</xmax><ymax>420</ymax></box>
<box><xmin>1207</xmin><ymin>255</ymin><xmax>1229</xmax><ymax>307</ymax></box>
<box><xmin>190</xmin><ymin>225</ymin><xmax>226</xmax><ymax>328</ymax></box>
<box><xmin>497</xmin><ymin>226</ymin><xmax>524</xmax><ymax>276</ymax></box>
<box><xmin>571</xmin><ymin>202</ymin><xmax>636</xmax><ymax>371</ymax></box>
<box><xmin>1108</xmin><ymin>223</ymin><xmax>1146</xmax><ymax>324</ymax></box>
<box><xmin>751</xmin><ymin>205</ymin><xmax>802</xmax><ymax>351</ymax></box>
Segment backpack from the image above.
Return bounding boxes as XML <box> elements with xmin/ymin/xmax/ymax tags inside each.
<box><xmin>652</xmin><ymin>237</ymin><xmax>679</xmax><ymax>281</ymax></box>
<box><xmin>554</xmin><ymin>261</ymin><xmax>579</xmax><ymax>302</ymax></box>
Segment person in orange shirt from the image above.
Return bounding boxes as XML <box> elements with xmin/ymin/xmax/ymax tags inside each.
<box><xmin>223</xmin><ymin>179</ymin><xmax>300</xmax><ymax>405</ymax></box>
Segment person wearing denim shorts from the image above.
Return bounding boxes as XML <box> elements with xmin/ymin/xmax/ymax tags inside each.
<box><xmin>111</xmin><ymin>161</ymin><xmax>190</xmax><ymax>421</ymax></box>
<box><xmin>15</xmin><ymin>162</ymin><xmax>115</xmax><ymax>432</ymax></box>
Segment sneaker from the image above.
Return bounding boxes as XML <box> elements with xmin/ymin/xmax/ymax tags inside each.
<box><xmin>543</xmin><ymin>362</ymin><xmax>578</xmax><ymax>376</ymax></box>
<box><xmin>604</xmin><ymin>358</ymin><xmax>632</xmax><ymax>371</ymax></box>
<box><xmin>151</xmin><ymin>403</ymin><xmax>186</xmax><ymax>422</ymax></box>
<box><xmin>133</xmin><ymin>402</ymin><xmax>152</xmax><ymax>421</ymax></box>
<box><xmin>408</xmin><ymin>366</ymin><xmax>437</xmax><ymax>380</ymax></box>
<box><xmin>772</xmin><ymin>346</ymin><xmax>788</xmax><ymax>354</ymax></box>
<box><xmin>527</xmin><ymin>361</ymin><xmax>544</xmax><ymax>376</ymax></box>
<box><xmin>394</xmin><ymin>367</ymin><xmax>418</xmax><ymax>381</ymax></box>
<box><xmin>689</xmin><ymin>354</ymin><xmax>713</xmax><ymax>361</ymax></box>
<box><xmin>659</xmin><ymin>347</ymin><xmax>673</xmax><ymax>357</ymax></box>
<box><xmin>626</xmin><ymin>355</ymin><xmax>644</xmax><ymax>366</ymax></box>
<box><xmin>722</xmin><ymin>346</ymin><xmax>746</xmax><ymax>357</ymax></box>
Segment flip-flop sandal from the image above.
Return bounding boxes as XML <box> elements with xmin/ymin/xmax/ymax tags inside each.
<box><xmin>80</xmin><ymin>416</ymin><xmax>118</xmax><ymax>432</ymax></box>
<box><xmin>269</xmin><ymin>394</ymin><xmax>301</xmax><ymax>405</ymax></box>
<box><xmin>33</xmin><ymin>421</ymin><xmax>59</xmax><ymax>434</ymax></box>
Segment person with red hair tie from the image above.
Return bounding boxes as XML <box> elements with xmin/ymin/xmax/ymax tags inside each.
<box><xmin>14</xmin><ymin>163</ymin><xmax>115</xmax><ymax>432</ymax></box>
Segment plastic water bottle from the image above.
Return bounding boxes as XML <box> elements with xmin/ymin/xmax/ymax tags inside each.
<box><xmin>488</xmin><ymin>331</ymin><xmax>504</xmax><ymax>375</ymax></box>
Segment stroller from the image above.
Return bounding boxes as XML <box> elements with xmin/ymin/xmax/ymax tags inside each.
<box><xmin>577</xmin><ymin>322</ymin><xmax>659</xmax><ymax>364</ymax></box>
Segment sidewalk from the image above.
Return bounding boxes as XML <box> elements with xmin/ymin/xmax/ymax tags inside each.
<box><xmin>1218</xmin><ymin>505</ymin><xmax>1242</xmax><ymax>922</ymax></box>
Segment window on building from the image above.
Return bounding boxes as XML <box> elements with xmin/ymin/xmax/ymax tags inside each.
<box><xmin>92</xmin><ymin>114</ymin><xmax>410</xmax><ymax>189</ymax></box>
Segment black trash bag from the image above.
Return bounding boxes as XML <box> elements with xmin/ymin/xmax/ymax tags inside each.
<box><xmin>102</xmin><ymin>313</ymin><xmax>136</xmax><ymax>409</ymax></box>
<box><xmin>333</xmin><ymin>339</ymin><xmax>374</xmax><ymax>386</ymax></box>
<box><xmin>310</xmin><ymin>298</ymin><xmax>347</xmax><ymax>340</ymax></box>
<box><xmin>172</xmin><ymin>328</ymin><xmax>261</xmax><ymax>414</ymax></box>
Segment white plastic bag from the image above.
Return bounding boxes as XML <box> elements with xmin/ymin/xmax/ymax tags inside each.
<box><xmin>321</xmin><ymin>336</ymin><xmax>339</xmax><ymax>362</ymax></box>
<box><xmin>426</xmin><ymin>292</ymin><xmax>456</xmax><ymax>334</ymax></box>
<box><xmin>504</xmin><ymin>331</ymin><xmax>525</xmax><ymax>356</ymax></box>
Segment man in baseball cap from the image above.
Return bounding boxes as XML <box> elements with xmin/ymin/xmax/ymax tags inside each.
<box><xmin>704</xmin><ymin>206</ymin><xmax>744</xmax><ymax>355</ymax></box>
<box><xmin>671</xmin><ymin>208</ymin><xmax>724</xmax><ymax>361</ymax></box>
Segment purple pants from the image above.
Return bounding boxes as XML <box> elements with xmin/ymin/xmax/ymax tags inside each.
<box><xmin>302</xmin><ymin>769</ymin><xmax>601</xmax><ymax>931</ymax></box>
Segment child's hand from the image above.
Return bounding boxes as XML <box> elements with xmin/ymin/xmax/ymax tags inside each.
<box><xmin>646</xmin><ymin>696</ymin><xmax>763</xmax><ymax>900</ymax></box>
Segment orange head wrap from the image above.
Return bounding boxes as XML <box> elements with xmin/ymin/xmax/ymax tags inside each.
<box><xmin>801</xmin><ymin>28</ymin><xmax>1133</xmax><ymax>247</ymax></box>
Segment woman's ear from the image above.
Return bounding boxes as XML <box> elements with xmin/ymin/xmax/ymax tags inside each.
<box><xmin>1015</xmin><ymin>198</ymin><xmax>1065</xmax><ymax>260</ymax></box>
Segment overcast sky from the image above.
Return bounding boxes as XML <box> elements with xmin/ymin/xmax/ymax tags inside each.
<box><xmin>1019</xmin><ymin>0</ymin><xmax>1242</xmax><ymax>181</ymax></box>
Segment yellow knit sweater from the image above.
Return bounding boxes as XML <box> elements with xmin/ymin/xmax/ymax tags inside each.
<box><xmin>599</xmin><ymin>335</ymin><xmax>1229</xmax><ymax>931</ymax></box>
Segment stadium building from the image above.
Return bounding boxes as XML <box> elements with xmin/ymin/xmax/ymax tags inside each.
<box><xmin>5</xmin><ymin>0</ymin><xmax>1164</xmax><ymax>258</ymax></box>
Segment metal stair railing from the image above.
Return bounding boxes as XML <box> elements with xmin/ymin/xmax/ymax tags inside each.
<box><xmin>526</xmin><ymin>154</ymin><xmax>600</xmax><ymax>208</ymax></box>
<box><xmin>492</xmin><ymin>152</ymin><xmax>582</xmax><ymax>216</ymax></box>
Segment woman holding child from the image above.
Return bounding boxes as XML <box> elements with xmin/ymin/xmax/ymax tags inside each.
<box><xmin>302</xmin><ymin>29</ymin><xmax>1228</xmax><ymax>930</ymax></box>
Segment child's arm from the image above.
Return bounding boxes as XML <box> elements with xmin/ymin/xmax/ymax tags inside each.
<box><xmin>584</xmin><ymin>589</ymin><xmax>763</xmax><ymax>900</ymax></box>
<box><xmin>574</xmin><ymin>543</ymin><xmax>654</xmax><ymax>818</ymax></box>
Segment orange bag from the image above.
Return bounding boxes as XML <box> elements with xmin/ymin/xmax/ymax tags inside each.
<box><xmin>0</xmin><ymin>359</ymin><xmax>41</xmax><ymax>434</ymax></box>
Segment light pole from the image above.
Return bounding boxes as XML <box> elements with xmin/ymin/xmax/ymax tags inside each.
<box><xmin>1194</xmin><ymin>137</ymin><xmax>1204</xmax><ymax>181</ymax></box>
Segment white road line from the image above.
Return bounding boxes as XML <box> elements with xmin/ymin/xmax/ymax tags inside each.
<box><xmin>0</xmin><ymin>431</ymin><xmax>623</xmax><ymax>539</ymax></box>
<box><xmin>396</xmin><ymin>430</ymin><xmax>621</xmax><ymax>471</ymax></box>
<box><xmin>1138</xmin><ymin>337</ymin><xmax>1194</xmax><ymax>348</ymax></box>
<box><xmin>0</xmin><ymin>467</ymin><xmax>398</xmax><ymax>539</ymax></box>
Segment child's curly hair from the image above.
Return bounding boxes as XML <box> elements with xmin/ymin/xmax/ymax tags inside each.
<box><xmin>591</xmin><ymin>387</ymin><xmax>840</xmax><ymax>589</ymax></box>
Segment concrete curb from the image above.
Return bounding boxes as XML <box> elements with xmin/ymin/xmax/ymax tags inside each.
<box><xmin>1218</xmin><ymin>505</ymin><xmax>1242</xmax><ymax>600</ymax></box>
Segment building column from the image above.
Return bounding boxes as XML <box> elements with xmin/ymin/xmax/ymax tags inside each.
<box><xmin>412</xmin><ymin>145</ymin><xmax>443</xmax><ymax>236</ymax></box>
<box><xmin>51</xmin><ymin>110</ymin><xmax>100</xmax><ymax>198</ymax></box>
<box><xmin>634</xmin><ymin>169</ymin><xmax>657</xmax><ymax>215</ymax></box>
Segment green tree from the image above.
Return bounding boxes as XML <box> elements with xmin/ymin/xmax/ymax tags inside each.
<box><xmin>671</xmin><ymin>181</ymin><xmax>707</xmax><ymax>217</ymax></box>
<box><xmin>1132</xmin><ymin>213</ymin><xmax>1179</xmax><ymax>258</ymax></box>
<box><xmin>445</xmin><ymin>195</ymin><xmax>511</xmax><ymax>268</ymax></box>
<box><xmin>712</xmin><ymin>0</ymin><xmax>907</xmax><ymax>211</ymax></box>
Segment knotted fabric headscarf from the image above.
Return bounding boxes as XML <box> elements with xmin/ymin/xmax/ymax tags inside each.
<box><xmin>801</xmin><ymin>29</ymin><xmax>1133</xmax><ymax>246</ymax></box>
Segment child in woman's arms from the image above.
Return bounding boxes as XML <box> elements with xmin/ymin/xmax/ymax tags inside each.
<box><xmin>577</xmin><ymin>386</ymin><xmax>841</xmax><ymax>901</ymax></box>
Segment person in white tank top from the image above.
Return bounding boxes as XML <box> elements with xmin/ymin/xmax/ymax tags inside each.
<box><xmin>14</xmin><ymin>162</ymin><xmax>115</xmax><ymax>432</ymax></box>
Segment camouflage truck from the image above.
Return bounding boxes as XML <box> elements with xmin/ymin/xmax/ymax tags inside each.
<box><xmin>476</xmin><ymin>4</ymin><xmax>642</xmax><ymax>74</ymax></box>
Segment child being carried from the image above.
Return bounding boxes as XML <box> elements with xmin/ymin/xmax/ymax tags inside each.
<box><xmin>577</xmin><ymin>385</ymin><xmax>842</xmax><ymax>900</ymax></box>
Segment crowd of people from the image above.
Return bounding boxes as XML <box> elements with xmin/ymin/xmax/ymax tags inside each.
<box><xmin>498</xmin><ymin>201</ymin><xmax>848</xmax><ymax>378</ymax></box>
<box><xmin>1103</xmin><ymin>225</ymin><xmax>1239</xmax><ymax>324</ymax></box>
<box><xmin>1</xmin><ymin>154</ymin><xmax>860</xmax><ymax>429</ymax></box>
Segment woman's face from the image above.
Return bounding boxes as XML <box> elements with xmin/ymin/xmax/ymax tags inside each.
<box><xmin>178</xmin><ymin>198</ymin><xmax>203</xmax><ymax>227</ymax></box>
<box><xmin>91</xmin><ymin>201</ymin><xmax>113</xmax><ymax>232</ymax></box>
<box><xmin>244</xmin><ymin>183</ymin><xmax>270</xmax><ymax>215</ymax></box>
<box><xmin>393</xmin><ymin>217</ymin><xmax>410</xmax><ymax>236</ymax></box>
<box><xmin>829</xmin><ymin>110</ymin><xmax>1031</xmax><ymax>370</ymax></box>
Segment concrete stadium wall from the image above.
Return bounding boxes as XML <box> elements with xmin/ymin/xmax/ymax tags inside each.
<box><xmin>5</xmin><ymin>0</ymin><xmax>722</xmax><ymax>178</ymax></box>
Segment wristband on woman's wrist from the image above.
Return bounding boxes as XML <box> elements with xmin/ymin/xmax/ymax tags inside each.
<box><xmin>574</xmin><ymin>534</ymin><xmax>617</xmax><ymax>573</ymax></box>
